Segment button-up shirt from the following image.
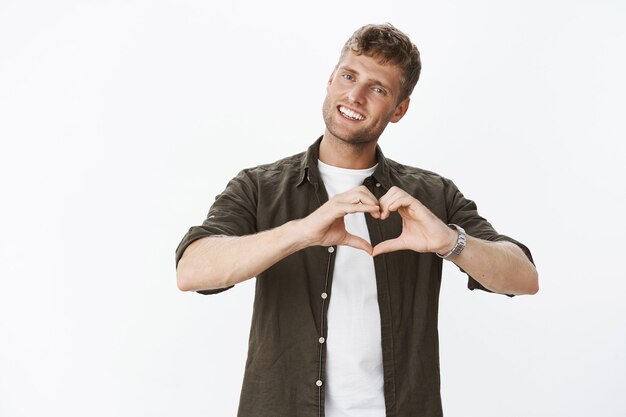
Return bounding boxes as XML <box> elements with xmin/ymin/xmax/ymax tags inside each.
<box><xmin>175</xmin><ymin>137</ymin><xmax>534</xmax><ymax>417</ymax></box>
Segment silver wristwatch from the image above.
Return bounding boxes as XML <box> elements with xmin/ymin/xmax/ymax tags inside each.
<box><xmin>436</xmin><ymin>224</ymin><xmax>466</xmax><ymax>260</ymax></box>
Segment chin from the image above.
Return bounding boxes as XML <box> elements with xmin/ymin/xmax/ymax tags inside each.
<box><xmin>328</xmin><ymin>129</ymin><xmax>377</xmax><ymax>147</ymax></box>
<box><xmin>323</xmin><ymin>103</ymin><xmax>380</xmax><ymax>145</ymax></box>
<box><xmin>327</xmin><ymin>117</ymin><xmax>378</xmax><ymax>143</ymax></box>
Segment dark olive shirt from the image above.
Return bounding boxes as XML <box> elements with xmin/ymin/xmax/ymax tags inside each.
<box><xmin>175</xmin><ymin>137</ymin><xmax>533</xmax><ymax>417</ymax></box>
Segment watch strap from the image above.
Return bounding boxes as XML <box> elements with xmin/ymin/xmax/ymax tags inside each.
<box><xmin>436</xmin><ymin>224</ymin><xmax>466</xmax><ymax>259</ymax></box>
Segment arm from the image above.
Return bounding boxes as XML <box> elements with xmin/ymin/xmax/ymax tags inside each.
<box><xmin>450</xmin><ymin>236</ymin><xmax>538</xmax><ymax>295</ymax></box>
<box><xmin>176</xmin><ymin>222</ymin><xmax>305</xmax><ymax>292</ymax></box>
<box><xmin>176</xmin><ymin>185</ymin><xmax>381</xmax><ymax>292</ymax></box>
<box><xmin>371</xmin><ymin>186</ymin><xmax>538</xmax><ymax>296</ymax></box>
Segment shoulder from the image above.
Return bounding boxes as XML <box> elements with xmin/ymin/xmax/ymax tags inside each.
<box><xmin>385</xmin><ymin>157</ymin><xmax>455</xmax><ymax>192</ymax></box>
<box><xmin>383</xmin><ymin>156</ymin><xmax>475</xmax><ymax>223</ymax></box>
<box><xmin>232</xmin><ymin>150</ymin><xmax>306</xmax><ymax>188</ymax></box>
<box><xmin>386</xmin><ymin>157</ymin><xmax>444</xmax><ymax>179</ymax></box>
<box><xmin>244</xmin><ymin>151</ymin><xmax>305</xmax><ymax>175</ymax></box>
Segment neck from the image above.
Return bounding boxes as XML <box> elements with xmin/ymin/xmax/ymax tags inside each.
<box><xmin>319</xmin><ymin>131</ymin><xmax>378</xmax><ymax>169</ymax></box>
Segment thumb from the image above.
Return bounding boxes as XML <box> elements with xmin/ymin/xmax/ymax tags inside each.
<box><xmin>372</xmin><ymin>237</ymin><xmax>407</xmax><ymax>256</ymax></box>
<box><xmin>341</xmin><ymin>234</ymin><xmax>373</xmax><ymax>255</ymax></box>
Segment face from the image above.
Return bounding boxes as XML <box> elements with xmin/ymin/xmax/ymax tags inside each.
<box><xmin>322</xmin><ymin>51</ymin><xmax>410</xmax><ymax>147</ymax></box>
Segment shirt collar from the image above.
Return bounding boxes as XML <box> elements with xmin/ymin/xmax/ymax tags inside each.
<box><xmin>297</xmin><ymin>136</ymin><xmax>392</xmax><ymax>190</ymax></box>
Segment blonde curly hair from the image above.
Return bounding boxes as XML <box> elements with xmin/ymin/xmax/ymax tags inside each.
<box><xmin>339</xmin><ymin>23</ymin><xmax>421</xmax><ymax>102</ymax></box>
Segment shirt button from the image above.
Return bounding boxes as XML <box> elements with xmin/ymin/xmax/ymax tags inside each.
<box><xmin>327</xmin><ymin>246</ymin><xmax>334</xmax><ymax>253</ymax></box>
<box><xmin>316</xmin><ymin>380</ymin><xmax>323</xmax><ymax>387</ymax></box>
<box><xmin>375</xmin><ymin>182</ymin><xmax>381</xmax><ymax>187</ymax></box>
<box><xmin>321</xmin><ymin>292</ymin><xmax>328</xmax><ymax>299</ymax></box>
<box><xmin>319</xmin><ymin>337</ymin><xmax>325</xmax><ymax>344</ymax></box>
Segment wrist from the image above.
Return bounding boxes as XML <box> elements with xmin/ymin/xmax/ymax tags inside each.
<box><xmin>438</xmin><ymin>227</ymin><xmax>458</xmax><ymax>254</ymax></box>
<box><xmin>436</xmin><ymin>224</ymin><xmax>466</xmax><ymax>260</ymax></box>
<box><xmin>285</xmin><ymin>218</ymin><xmax>315</xmax><ymax>251</ymax></box>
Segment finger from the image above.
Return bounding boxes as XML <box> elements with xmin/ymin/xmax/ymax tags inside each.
<box><xmin>341</xmin><ymin>234</ymin><xmax>373</xmax><ymax>254</ymax></box>
<box><xmin>378</xmin><ymin>186</ymin><xmax>403</xmax><ymax>205</ymax></box>
<box><xmin>386</xmin><ymin>195</ymin><xmax>415</xmax><ymax>213</ymax></box>
<box><xmin>381</xmin><ymin>194</ymin><xmax>412</xmax><ymax>220</ymax></box>
<box><xmin>336</xmin><ymin>202</ymin><xmax>381</xmax><ymax>218</ymax></box>
<box><xmin>354</xmin><ymin>189</ymin><xmax>381</xmax><ymax>218</ymax></box>
<box><xmin>356</xmin><ymin>185</ymin><xmax>379</xmax><ymax>202</ymax></box>
<box><xmin>339</xmin><ymin>186</ymin><xmax>379</xmax><ymax>207</ymax></box>
<box><xmin>379</xmin><ymin>187</ymin><xmax>405</xmax><ymax>218</ymax></box>
<box><xmin>355</xmin><ymin>192</ymin><xmax>379</xmax><ymax>207</ymax></box>
<box><xmin>372</xmin><ymin>237</ymin><xmax>407</xmax><ymax>256</ymax></box>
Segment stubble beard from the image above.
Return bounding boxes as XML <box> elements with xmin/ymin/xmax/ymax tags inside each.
<box><xmin>322</xmin><ymin>96</ymin><xmax>382</xmax><ymax>149</ymax></box>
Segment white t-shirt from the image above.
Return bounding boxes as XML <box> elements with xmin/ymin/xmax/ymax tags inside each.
<box><xmin>318</xmin><ymin>159</ymin><xmax>385</xmax><ymax>417</ymax></box>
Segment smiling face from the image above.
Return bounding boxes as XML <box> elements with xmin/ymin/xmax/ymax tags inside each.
<box><xmin>322</xmin><ymin>51</ymin><xmax>410</xmax><ymax>148</ymax></box>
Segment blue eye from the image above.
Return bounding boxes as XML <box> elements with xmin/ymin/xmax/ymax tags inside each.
<box><xmin>373</xmin><ymin>87</ymin><xmax>386</xmax><ymax>95</ymax></box>
<box><xmin>342</xmin><ymin>74</ymin><xmax>354</xmax><ymax>81</ymax></box>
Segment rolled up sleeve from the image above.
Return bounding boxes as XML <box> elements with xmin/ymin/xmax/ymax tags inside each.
<box><xmin>175</xmin><ymin>169</ymin><xmax>258</xmax><ymax>294</ymax></box>
<box><xmin>443</xmin><ymin>178</ymin><xmax>535</xmax><ymax>295</ymax></box>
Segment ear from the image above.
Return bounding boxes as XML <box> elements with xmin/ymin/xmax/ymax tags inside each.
<box><xmin>390</xmin><ymin>97</ymin><xmax>410</xmax><ymax>123</ymax></box>
<box><xmin>327</xmin><ymin>66</ymin><xmax>338</xmax><ymax>87</ymax></box>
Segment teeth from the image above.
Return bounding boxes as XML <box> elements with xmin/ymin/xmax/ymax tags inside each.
<box><xmin>339</xmin><ymin>106</ymin><xmax>365</xmax><ymax>121</ymax></box>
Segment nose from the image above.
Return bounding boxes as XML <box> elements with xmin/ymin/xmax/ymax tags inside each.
<box><xmin>347</xmin><ymin>83</ymin><xmax>367</xmax><ymax>104</ymax></box>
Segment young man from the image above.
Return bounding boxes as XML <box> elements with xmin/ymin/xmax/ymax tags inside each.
<box><xmin>175</xmin><ymin>23</ymin><xmax>538</xmax><ymax>417</ymax></box>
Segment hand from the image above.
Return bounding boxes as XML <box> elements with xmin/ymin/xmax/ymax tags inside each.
<box><xmin>372</xmin><ymin>186</ymin><xmax>457</xmax><ymax>256</ymax></box>
<box><xmin>297</xmin><ymin>185</ymin><xmax>381</xmax><ymax>253</ymax></box>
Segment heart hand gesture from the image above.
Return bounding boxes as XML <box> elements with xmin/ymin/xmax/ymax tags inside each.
<box><xmin>299</xmin><ymin>185</ymin><xmax>457</xmax><ymax>257</ymax></box>
<box><xmin>371</xmin><ymin>186</ymin><xmax>457</xmax><ymax>257</ymax></box>
<box><xmin>298</xmin><ymin>185</ymin><xmax>381</xmax><ymax>253</ymax></box>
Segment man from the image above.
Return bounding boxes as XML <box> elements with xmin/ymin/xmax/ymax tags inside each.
<box><xmin>175</xmin><ymin>23</ymin><xmax>538</xmax><ymax>417</ymax></box>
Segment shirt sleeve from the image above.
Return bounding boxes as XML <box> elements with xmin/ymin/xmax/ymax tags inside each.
<box><xmin>175</xmin><ymin>169</ymin><xmax>258</xmax><ymax>295</ymax></box>
<box><xmin>443</xmin><ymin>178</ymin><xmax>535</xmax><ymax>296</ymax></box>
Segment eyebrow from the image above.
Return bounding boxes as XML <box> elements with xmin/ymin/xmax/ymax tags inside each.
<box><xmin>338</xmin><ymin>65</ymin><xmax>394</xmax><ymax>93</ymax></box>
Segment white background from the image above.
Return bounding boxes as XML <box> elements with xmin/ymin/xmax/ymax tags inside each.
<box><xmin>1</xmin><ymin>1</ymin><xmax>625</xmax><ymax>416</ymax></box>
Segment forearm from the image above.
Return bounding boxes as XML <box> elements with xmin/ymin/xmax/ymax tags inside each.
<box><xmin>451</xmin><ymin>236</ymin><xmax>538</xmax><ymax>295</ymax></box>
<box><xmin>176</xmin><ymin>186</ymin><xmax>381</xmax><ymax>292</ymax></box>
<box><xmin>176</xmin><ymin>220</ymin><xmax>308</xmax><ymax>292</ymax></box>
